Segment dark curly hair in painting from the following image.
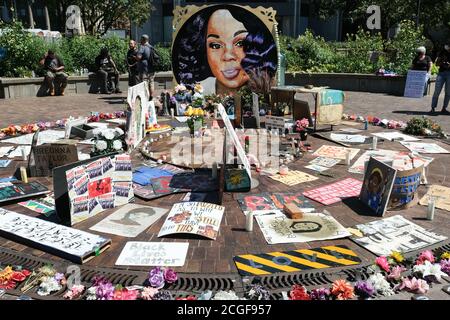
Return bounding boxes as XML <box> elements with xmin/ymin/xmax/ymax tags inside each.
<box><xmin>172</xmin><ymin>4</ymin><xmax>278</xmax><ymax>88</ymax></box>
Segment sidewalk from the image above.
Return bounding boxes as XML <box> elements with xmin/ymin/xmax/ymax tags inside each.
<box><xmin>0</xmin><ymin>91</ymin><xmax>448</xmax><ymax>131</ymax></box>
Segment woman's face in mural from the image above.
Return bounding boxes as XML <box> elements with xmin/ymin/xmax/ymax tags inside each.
<box><xmin>206</xmin><ymin>9</ymin><xmax>249</xmax><ymax>89</ymax></box>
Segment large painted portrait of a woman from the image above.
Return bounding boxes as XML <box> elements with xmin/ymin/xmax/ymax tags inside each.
<box><xmin>172</xmin><ymin>4</ymin><xmax>278</xmax><ymax>94</ymax></box>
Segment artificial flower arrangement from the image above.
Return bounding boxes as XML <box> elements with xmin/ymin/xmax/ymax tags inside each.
<box><xmin>341</xmin><ymin>113</ymin><xmax>407</xmax><ymax>131</ymax></box>
<box><xmin>184</xmin><ymin>105</ymin><xmax>206</xmax><ymax>135</ymax></box>
<box><xmin>90</xmin><ymin>127</ymin><xmax>125</xmax><ymax>157</ymax></box>
<box><xmin>17</xmin><ymin>265</ymin><xmax>66</xmax><ymax>296</ymax></box>
<box><xmin>0</xmin><ymin>265</ymin><xmax>32</xmax><ymax>290</ymax></box>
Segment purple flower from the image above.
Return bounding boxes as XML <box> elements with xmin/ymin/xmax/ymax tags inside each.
<box><xmin>163</xmin><ymin>268</ymin><xmax>178</xmax><ymax>284</ymax></box>
<box><xmin>96</xmin><ymin>281</ymin><xmax>114</xmax><ymax>300</ymax></box>
<box><xmin>148</xmin><ymin>267</ymin><xmax>165</xmax><ymax>289</ymax></box>
<box><xmin>354</xmin><ymin>281</ymin><xmax>375</xmax><ymax>299</ymax></box>
<box><xmin>309</xmin><ymin>288</ymin><xmax>330</xmax><ymax>300</ymax></box>
<box><xmin>92</xmin><ymin>275</ymin><xmax>109</xmax><ymax>287</ymax></box>
<box><xmin>440</xmin><ymin>259</ymin><xmax>450</xmax><ymax>276</ymax></box>
<box><xmin>54</xmin><ymin>273</ymin><xmax>65</xmax><ymax>282</ymax></box>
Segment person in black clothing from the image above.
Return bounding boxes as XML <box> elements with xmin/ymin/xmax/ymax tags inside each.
<box><xmin>126</xmin><ymin>40</ymin><xmax>139</xmax><ymax>87</ymax></box>
<box><xmin>39</xmin><ymin>50</ymin><xmax>68</xmax><ymax>96</ymax></box>
<box><xmin>411</xmin><ymin>46</ymin><xmax>432</xmax><ymax>96</ymax></box>
<box><xmin>95</xmin><ymin>48</ymin><xmax>122</xmax><ymax>94</ymax></box>
<box><xmin>431</xmin><ymin>43</ymin><xmax>450</xmax><ymax>114</ymax></box>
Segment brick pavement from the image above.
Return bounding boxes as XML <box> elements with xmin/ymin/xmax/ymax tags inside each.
<box><xmin>0</xmin><ymin>90</ymin><xmax>449</xmax><ymax>131</ymax></box>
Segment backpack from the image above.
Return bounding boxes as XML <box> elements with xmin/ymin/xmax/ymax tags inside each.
<box><xmin>149</xmin><ymin>46</ymin><xmax>160</xmax><ymax>67</ymax></box>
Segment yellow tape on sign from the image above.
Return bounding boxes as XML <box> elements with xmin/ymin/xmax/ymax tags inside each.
<box><xmin>233</xmin><ymin>245</ymin><xmax>361</xmax><ymax>276</ymax></box>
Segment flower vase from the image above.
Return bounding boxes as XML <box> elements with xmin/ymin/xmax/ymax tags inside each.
<box><xmin>300</xmin><ymin>131</ymin><xmax>308</xmax><ymax>141</ymax></box>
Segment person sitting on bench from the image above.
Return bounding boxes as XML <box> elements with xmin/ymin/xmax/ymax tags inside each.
<box><xmin>95</xmin><ymin>48</ymin><xmax>122</xmax><ymax>94</ymax></box>
<box><xmin>39</xmin><ymin>50</ymin><xmax>68</xmax><ymax>96</ymax></box>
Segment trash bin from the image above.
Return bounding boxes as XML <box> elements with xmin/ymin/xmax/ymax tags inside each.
<box><xmin>278</xmin><ymin>52</ymin><xmax>286</xmax><ymax>86</ymax></box>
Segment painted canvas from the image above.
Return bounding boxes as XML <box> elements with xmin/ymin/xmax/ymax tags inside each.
<box><xmin>303</xmin><ymin>178</ymin><xmax>363</xmax><ymax>205</ymax></box>
<box><xmin>359</xmin><ymin>157</ymin><xmax>397</xmax><ymax>216</ymax></box>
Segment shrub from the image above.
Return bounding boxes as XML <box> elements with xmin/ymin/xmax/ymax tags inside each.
<box><xmin>154</xmin><ymin>44</ymin><xmax>171</xmax><ymax>72</ymax></box>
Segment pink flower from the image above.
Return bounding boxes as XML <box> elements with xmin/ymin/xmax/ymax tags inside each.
<box><xmin>376</xmin><ymin>256</ymin><xmax>391</xmax><ymax>272</ymax></box>
<box><xmin>416</xmin><ymin>250</ymin><xmax>435</xmax><ymax>265</ymax></box>
<box><xmin>397</xmin><ymin>277</ymin><xmax>429</xmax><ymax>294</ymax></box>
<box><xmin>163</xmin><ymin>268</ymin><xmax>178</xmax><ymax>284</ymax></box>
<box><xmin>387</xmin><ymin>266</ymin><xmax>406</xmax><ymax>281</ymax></box>
<box><xmin>141</xmin><ymin>287</ymin><xmax>159</xmax><ymax>300</ymax></box>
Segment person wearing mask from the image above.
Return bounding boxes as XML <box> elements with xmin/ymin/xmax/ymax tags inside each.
<box><xmin>431</xmin><ymin>43</ymin><xmax>450</xmax><ymax>114</ymax></box>
<box><xmin>411</xmin><ymin>46</ymin><xmax>432</xmax><ymax>96</ymax></box>
<box><xmin>126</xmin><ymin>40</ymin><xmax>139</xmax><ymax>87</ymax></box>
<box><xmin>39</xmin><ymin>50</ymin><xmax>68</xmax><ymax>96</ymax></box>
<box><xmin>136</xmin><ymin>34</ymin><xmax>157</xmax><ymax>100</ymax></box>
<box><xmin>95</xmin><ymin>48</ymin><xmax>122</xmax><ymax>94</ymax></box>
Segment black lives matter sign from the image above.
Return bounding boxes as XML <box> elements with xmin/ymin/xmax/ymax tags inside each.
<box><xmin>32</xmin><ymin>144</ymin><xmax>79</xmax><ymax>176</ymax></box>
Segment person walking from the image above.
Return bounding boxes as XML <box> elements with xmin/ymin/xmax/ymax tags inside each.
<box><xmin>136</xmin><ymin>34</ymin><xmax>158</xmax><ymax>100</ymax></box>
<box><xmin>95</xmin><ymin>48</ymin><xmax>122</xmax><ymax>94</ymax></box>
<box><xmin>39</xmin><ymin>50</ymin><xmax>68</xmax><ymax>96</ymax></box>
<box><xmin>431</xmin><ymin>43</ymin><xmax>450</xmax><ymax>114</ymax></box>
<box><xmin>411</xmin><ymin>46</ymin><xmax>432</xmax><ymax>96</ymax></box>
<box><xmin>126</xmin><ymin>40</ymin><xmax>139</xmax><ymax>87</ymax></box>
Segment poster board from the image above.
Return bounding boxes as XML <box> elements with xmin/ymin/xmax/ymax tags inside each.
<box><xmin>0</xmin><ymin>208</ymin><xmax>111</xmax><ymax>264</ymax></box>
<box><xmin>125</xmin><ymin>81</ymin><xmax>152</xmax><ymax>148</ymax></box>
<box><xmin>388</xmin><ymin>165</ymin><xmax>422</xmax><ymax>210</ymax></box>
<box><xmin>158</xmin><ymin>202</ymin><xmax>225</xmax><ymax>240</ymax></box>
<box><xmin>400</xmin><ymin>141</ymin><xmax>449</xmax><ymax>154</ymax></box>
<box><xmin>404</xmin><ymin>70</ymin><xmax>428</xmax><ymax>98</ymax></box>
<box><xmin>90</xmin><ymin>204</ymin><xmax>167</xmax><ymax>238</ymax></box>
<box><xmin>316</xmin><ymin>89</ymin><xmax>344</xmax><ymax>126</ymax></box>
<box><xmin>255</xmin><ymin>211</ymin><xmax>351</xmax><ymax>244</ymax></box>
<box><xmin>419</xmin><ymin>185</ymin><xmax>450</xmax><ymax>212</ymax></box>
<box><xmin>359</xmin><ymin>157</ymin><xmax>397</xmax><ymax>216</ymax></box>
<box><xmin>0</xmin><ymin>181</ymin><xmax>49</xmax><ymax>204</ymax></box>
<box><xmin>172</xmin><ymin>4</ymin><xmax>279</xmax><ymax>94</ymax></box>
<box><xmin>350</xmin><ymin>215</ymin><xmax>447</xmax><ymax>256</ymax></box>
<box><xmin>303</xmin><ymin>178</ymin><xmax>363</xmax><ymax>205</ymax></box>
<box><xmin>115</xmin><ymin>242</ymin><xmax>189</xmax><ymax>267</ymax></box>
<box><xmin>313</xmin><ymin>145</ymin><xmax>360</xmax><ymax>161</ymax></box>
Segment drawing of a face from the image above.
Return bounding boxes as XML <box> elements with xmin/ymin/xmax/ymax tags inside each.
<box><xmin>169</xmin><ymin>211</ymin><xmax>192</xmax><ymax>224</ymax></box>
<box><xmin>368</xmin><ymin>169</ymin><xmax>383</xmax><ymax>193</ymax></box>
<box><xmin>206</xmin><ymin>9</ymin><xmax>249</xmax><ymax>89</ymax></box>
<box><xmin>290</xmin><ymin>221</ymin><xmax>322</xmax><ymax>233</ymax></box>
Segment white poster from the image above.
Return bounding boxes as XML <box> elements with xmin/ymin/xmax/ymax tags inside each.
<box><xmin>404</xmin><ymin>70</ymin><xmax>428</xmax><ymax>98</ymax></box>
<box><xmin>309</xmin><ymin>157</ymin><xmax>341</xmax><ymax>168</ymax></box>
<box><xmin>349</xmin><ymin>149</ymin><xmax>433</xmax><ymax>174</ymax></box>
<box><xmin>400</xmin><ymin>141</ymin><xmax>449</xmax><ymax>154</ymax></box>
<box><xmin>351</xmin><ymin>215</ymin><xmax>447</xmax><ymax>256</ymax></box>
<box><xmin>115</xmin><ymin>242</ymin><xmax>189</xmax><ymax>266</ymax></box>
<box><xmin>217</xmin><ymin>103</ymin><xmax>251</xmax><ymax>178</ymax></box>
<box><xmin>90</xmin><ymin>204</ymin><xmax>167</xmax><ymax>237</ymax></box>
<box><xmin>329</xmin><ymin>133</ymin><xmax>368</xmax><ymax>143</ymax></box>
<box><xmin>126</xmin><ymin>81</ymin><xmax>151</xmax><ymax>148</ymax></box>
<box><xmin>371</xmin><ymin>131</ymin><xmax>420</xmax><ymax>142</ymax></box>
<box><xmin>3</xmin><ymin>130</ymin><xmax>65</xmax><ymax>145</ymax></box>
<box><xmin>0</xmin><ymin>208</ymin><xmax>110</xmax><ymax>262</ymax></box>
<box><xmin>255</xmin><ymin>210</ymin><xmax>351</xmax><ymax>244</ymax></box>
<box><xmin>158</xmin><ymin>202</ymin><xmax>225</xmax><ymax>240</ymax></box>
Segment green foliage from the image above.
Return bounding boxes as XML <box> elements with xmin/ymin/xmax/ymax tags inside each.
<box><xmin>404</xmin><ymin>117</ymin><xmax>444</xmax><ymax>137</ymax></box>
<box><xmin>154</xmin><ymin>44</ymin><xmax>171</xmax><ymax>72</ymax></box>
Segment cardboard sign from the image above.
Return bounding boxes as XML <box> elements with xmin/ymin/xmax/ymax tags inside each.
<box><xmin>115</xmin><ymin>242</ymin><xmax>189</xmax><ymax>267</ymax></box>
<box><xmin>0</xmin><ymin>208</ymin><xmax>111</xmax><ymax>264</ymax></box>
<box><xmin>371</xmin><ymin>131</ymin><xmax>420</xmax><ymax>142</ymax></box>
<box><xmin>400</xmin><ymin>141</ymin><xmax>449</xmax><ymax>154</ymax></box>
<box><xmin>265</xmin><ymin>116</ymin><xmax>291</xmax><ymax>131</ymax></box>
<box><xmin>351</xmin><ymin>215</ymin><xmax>447</xmax><ymax>256</ymax></box>
<box><xmin>389</xmin><ymin>166</ymin><xmax>422</xmax><ymax>210</ymax></box>
<box><xmin>0</xmin><ymin>181</ymin><xmax>49</xmax><ymax>204</ymax></box>
<box><xmin>419</xmin><ymin>185</ymin><xmax>450</xmax><ymax>212</ymax></box>
<box><xmin>360</xmin><ymin>157</ymin><xmax>397</xmax><ymax>216</ymax></box>
<box><xmin>303</xmin><ymin>178</ymin><xmax>363</xmax><ymax>205</ymax></box>
<box><xmin>313</xmin><ymin>145</ymin><xmax>360</xmax><ymax>160</ymax></box>
<box><xmin>30</xmin><ymin>144</ymin><xmax>78</xmax><ymax>176</ymax></box>
<box><xmin>158</xmin><ymin>202</ymin><xmax>224</xmax><ymax>240</ymax></box>
<box><xmin>255</xmin><ymin>211</ymin><xmax>351</xmax><ymax>244</ymax></box>
<box><xmin>269</xmin><ymin>170</ymin><xmax>318</xmax><ymax>186</ymax></box>
<box><xmin>404</xmin><ymin>70</ymin><xmax>428</xmax><ymax>98</ymax></box>
<box><xmin>90</xmin><ymin>204</ymin><xmax>167</xmax><ymax>238</ymax></box>
<box><xmin>234</xmin><ymin>245</ymin><xmax>361</xmax><ymax>276</ymax></box>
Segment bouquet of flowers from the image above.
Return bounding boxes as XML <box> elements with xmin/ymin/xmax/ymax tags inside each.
<box><xmin>294</xmin><ymin>118</ymin><xmax>309</xmax><ymax>132</ymax></box>
<box><xmin>173</xmin><ymin>84</ymin><xmax>191</xmax><ymax>103</ymax></box>
<box><xmin>192</xmin><ymin>83</ymin><xmax>204</xmax><ymax>109</ymax></box>
<box><xmin>184</xmin><ymin>106</ymin><xmax>206</xmax><ymax>135</ymax></box>
<box><xmin>91</xmin><ymin>127</ymin><xmax>125</xmax><ymax>156</ymax></box>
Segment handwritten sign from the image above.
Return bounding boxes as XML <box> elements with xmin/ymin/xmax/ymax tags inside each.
<box><xmin>404</xmin><ymin>70</ymin><xmax>428</xmax><ymax>98</ymax></box>
<box><xmin>158</xmin><ymin>202</ymin><xmax>225</xmax><ymax>240</ymax></box>
<box><xmin>31</xmin><ymin>144</ymin><xmax>78</xmax><ymax>176</ymax></box>
<box><xmin>0</xmin><ymin>208</ymin><xmax>111</xmax><ymax>264</ymax></box>
<box><xmin>115</xmin><ymin>242</ymin><xmax>189</xmax><ymax>266</ymax></box>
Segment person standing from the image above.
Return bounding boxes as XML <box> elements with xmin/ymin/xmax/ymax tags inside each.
<box><xmin>411</xmin><ymin>46</ymin><xmax>432</xmax><ymax>96</ymax></box>
<box><xmin>431</xmin><ymin>43</ymin><xmax>450</xmax><ymax>114</ymax></box>
<box><xmin>39</xmin><ymin>50</ymin><xmax>68</xmax><ymax>96</ymax></box>
<box><xmin>126</xmin><ymin>40</ymin><xmax>139</xmax><ymax>87</ymax></box>
<box><xmin>136</xmin><ymin>34</ymin><xmax>157</xmax><ymax>100</ymax></box>
<box><xmin>95</xmin><ymin>48</ymin><xmax>122</xmax><ymax>94</ymax></box>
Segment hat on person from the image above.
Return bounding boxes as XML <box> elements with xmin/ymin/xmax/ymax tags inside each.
<box><xmin>416</xmin><ymin>46</ymin><xmax>426</xmax><ymax>54</ymax></box>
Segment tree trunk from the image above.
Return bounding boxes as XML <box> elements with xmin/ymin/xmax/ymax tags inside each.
<box><xmin>44</xmin><ymin>5</ymin><xmax>51</xmax><ymax>30</ymax></box>
<box><xmin>27</xmin><ymin>0</ymin><xmax>34</xmax><ymax>29</ymax></box>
